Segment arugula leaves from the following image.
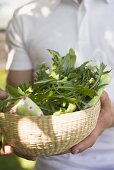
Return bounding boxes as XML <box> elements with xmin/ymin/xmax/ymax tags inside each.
<box><xmin>0</xmin><ymin>48</ymin><xmax>111</xmax><ymax>115</ymax></box>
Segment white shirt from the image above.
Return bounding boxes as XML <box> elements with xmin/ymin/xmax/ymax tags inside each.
<box><xmin>6</xmin><ymin>0</ymin><xmax>114</xmax><ymax>169</ymax></box>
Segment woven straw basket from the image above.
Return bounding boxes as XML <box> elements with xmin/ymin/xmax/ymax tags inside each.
<box><xmin>0</xmin><ymin>101</ymin><xmax>100</xmax><ymax>157</ymax></box>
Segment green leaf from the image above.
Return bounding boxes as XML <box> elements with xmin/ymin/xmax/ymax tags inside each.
<box><xmin>48</xmin><ymin>49</ymin><xmax>62</xmax><ymax>69</ymax></box>
<box><xmin>74</xmin><ymin>85</ymin><xmax>96</xmax><ymax>98</ymax></box>
<box><xmin>17</xmin><ymin>87</ymin><xmax>26</xmax><ymax>96</ymax></box>
<box><xmin>67</xmin><ymin>103</ymin><xmax>76</xmax><ymax>113</ymax></box>
<box><xmin>88</xmin><ymin>74</ymin><xmax>111</xmax><ymax>106</ymax></box>
<box><xmin>61</xmin><ymin>48</ymin><xmax>76</xmax><ymax>74</ymax></box>
<box><xmin>6</xmin><ymin>84</ymin><xmax>21</xmax><ymax>97</ymax></box>
<box><xmin>34</xmin><ymin>79</ymin><xmax>54</xmax><ymax>85</ymax></box>
<box><xmin>2</xmin><ymin>135</ymin><xmax>5</xmax><ymax>153</ymax></box>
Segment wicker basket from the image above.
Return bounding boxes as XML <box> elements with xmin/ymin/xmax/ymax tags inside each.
<box><xmin>0</xmin><ymin>101</ymin><xmax>100</xmax><ymax>157</ymax></box>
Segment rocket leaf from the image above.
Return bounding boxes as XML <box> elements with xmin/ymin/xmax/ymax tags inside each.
<box><xmin>1</xmin><ymin>48</ymin><xmax>111</xmax><ymax>115</ymax></box>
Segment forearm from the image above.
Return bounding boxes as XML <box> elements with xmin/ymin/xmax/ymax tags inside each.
<box><xmin>6</xmin><ymin>70</ymin><xmax>34</xmax><ymax>88</ymax></box>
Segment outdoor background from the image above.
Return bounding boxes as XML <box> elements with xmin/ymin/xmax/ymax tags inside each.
<box><xmin>0</xmin><ymin>1</ymin><xmax>35</xmax><ymax>170</ymax></box>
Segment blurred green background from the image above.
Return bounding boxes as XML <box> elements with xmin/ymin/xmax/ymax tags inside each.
<box><xmin>0</xmin><ymin>70</ymin><xmax>35</xmax><ymax>170</ymax></box>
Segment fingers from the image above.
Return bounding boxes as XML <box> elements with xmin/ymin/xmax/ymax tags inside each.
<box><xmin>70</xmin><ymin>91</ymin><xmax>112</xmax><ymax>154</ymax></box>
<box><xmin>0</xmin><ymin>143</ymin><xmax>36</xmax><ymax>160</ymax></box>
<box><xmin>100</xmin><ymin>91</ymin><xmax>113</xmax><ymax>128</ymax></box>
<box><xmin>0</xmin><ymin>89</ymin><xmax>12</xmax><ymax>156</ymax></box>
<box><xmin>100</xmin><ymin>91</ymin><xmax>111</xmax><ymax>108</ymax></box>
<box><xmin>0</xmin><ymin>145</ymin><xmax>13</xmax><ymax>155</ymax></box>
<box><xmin>71</xmin><ymin>112</ymin><xmax>106</xmax><ymax>154</ymax></box>
<box><xmin>0</xmin><ymin>88</ymin><xmax>9</xmax><ymax>100</ymax></box>
<box><xmin>0</xmin><ymin>136</ymin><xmax>13</xmax><ymax>155</ymax></box>
<box><xmin>70</xmin><ymin>130</ymin><xmax>97</xmax><ymax>154</ymax></box>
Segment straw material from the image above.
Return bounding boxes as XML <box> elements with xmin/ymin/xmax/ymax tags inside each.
<box><xmin>0</xmin><ymin>101</ymin><xmax>100</xmax><ymax>157</ymax></box>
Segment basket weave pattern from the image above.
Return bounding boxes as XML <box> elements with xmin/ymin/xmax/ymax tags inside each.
<box><xmin>0</xmin><ymin>101</ymin><xmax>100</xmax><ymax>157</ymax></box>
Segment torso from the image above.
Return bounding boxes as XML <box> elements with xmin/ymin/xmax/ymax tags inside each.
<box><xmin>17</xmin><ymin>0</ymin><xmax>114</xmax><ymax>169</ymax></box>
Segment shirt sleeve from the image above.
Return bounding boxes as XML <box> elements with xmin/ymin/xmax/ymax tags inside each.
<box><xmin>5</xmin><ymin>11</ymin><xmax>33</xmax><ymax>71</ymax></box>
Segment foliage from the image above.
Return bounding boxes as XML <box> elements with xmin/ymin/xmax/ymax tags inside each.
<box><xmin>0</xmin><ymin>48</ymin><xmax>111</xmax><ymax>115</ymax></box>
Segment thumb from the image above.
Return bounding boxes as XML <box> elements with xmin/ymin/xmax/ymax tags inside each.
<box><xmin>0</xmin><ymin>145</ymin><xmax>13</xmax><ymax>155</ymax></box>
<box><xmin>100</xmin><ymin>91</ymin><xmax>111</xmax><ymax>108</ymax></box>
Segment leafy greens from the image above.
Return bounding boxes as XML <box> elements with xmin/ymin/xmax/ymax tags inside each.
<box><xmin>0</xmin><ymin>48</ymin><xmax>111</xmax><ymax>115</ymax></box>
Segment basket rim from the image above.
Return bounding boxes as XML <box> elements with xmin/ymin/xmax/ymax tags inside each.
<box><xmin>0</xmin><ymin>100</ymin><xmax>100</xmax><ymax>119</ymax></box>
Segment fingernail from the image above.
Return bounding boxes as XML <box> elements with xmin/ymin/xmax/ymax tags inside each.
<box><xmin>71</xmin><ymin>149</ymin><xmax>80</xmax><ymax>154</ymax></box>
<box><xmin>75</xmin><ymin>149</ymin><xmax>80</xmax><ymax>154</ymax></box>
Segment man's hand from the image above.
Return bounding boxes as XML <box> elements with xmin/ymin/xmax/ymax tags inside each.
<box><xmin>0</xmin><ymin>141</ymin><xmax>13</xmax><ymax>155</ymax></box>
<box><xmin>0</xmin><ymin>88</ymin><xmax>36</xmax><ymax>160</ymax></box>
<box><xmin>70</xmin><ymin>91</ymin><xmax>114</xmax><ymax>154</ymax></box>
<box><xmin>0</xmin><ymin>88</ymin><xmax>14</xmax><ymax>155</ymax></box>
<box><xmin>0</xmin><ymin>88</ymin><xmax>9</xmax><ymax>100</ymax></box>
